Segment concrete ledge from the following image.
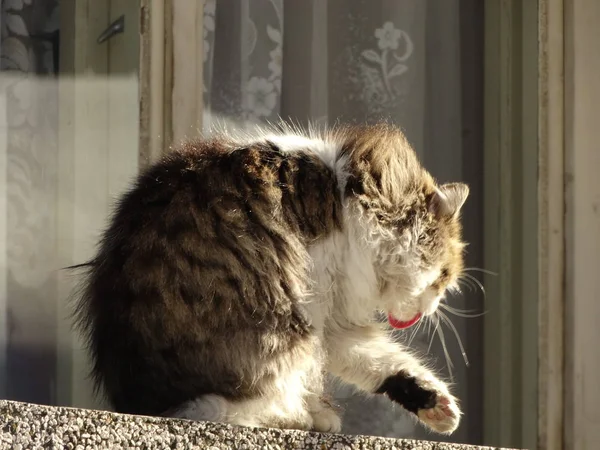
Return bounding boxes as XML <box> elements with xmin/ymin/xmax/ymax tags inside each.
<box><xmin>0</xmin><ymin>400</ymin><xmax>515</xmax><ymax>449</ymax></box>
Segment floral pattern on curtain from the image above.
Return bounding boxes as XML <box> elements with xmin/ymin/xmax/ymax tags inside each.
<box><xmin>203</xmin><ymin>0</ymin><xmax>285</xmax><ymax>128</ymax></box>
<box><xmin>357</xmin><ymin>21</ymin><xmax>414</xmax><ymax>112</ymax></box>
<box><xmin>0</xmin><ymin>0</ymin><xmax>483</xmax><ymax>444</ymax></box>
<box><xmin>201</xmin><ymin>0</ymin><xmax>475</xmax><ymax>442</ymax></box>
<box><xmin>0</xmin><ymin>0</ymin><xmax>59</xmax><ymax>403</ymax></box>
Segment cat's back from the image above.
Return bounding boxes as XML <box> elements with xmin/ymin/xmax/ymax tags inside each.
<box><xmin>109</xmin><ymin>138</ymin><xmax>292</xmax><ymax>251</ymax></box>
<box><xmin>73</xmin><ymin>136</ymin><xmax>341</xmax><ymax>414</ymax></box>
<box><xmin>92</xmin><ymin>137</ymin><xmax>308</xmax><ymax>311</ymax></box>
<box><xmin>114</xmin><ymin>136</ymin><xmax>342</xmax><ymax>249</ymax></box>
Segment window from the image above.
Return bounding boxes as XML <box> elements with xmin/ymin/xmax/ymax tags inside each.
<box><xmin>0</xmin><ymin>2</ymin><xmax>552</xmax><ymax>448</ymax></box>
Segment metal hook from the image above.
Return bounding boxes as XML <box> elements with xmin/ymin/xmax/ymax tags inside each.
<box><xmin>97</xmin><ymin>15</ymin><xmax>125</xmax><ymax>44</ymax></box>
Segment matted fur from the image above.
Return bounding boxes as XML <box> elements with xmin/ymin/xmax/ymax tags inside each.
<box><xmin>71</xmin><ymin>122</ymin><xmax>469</xmax><ymax>435</ymax></box>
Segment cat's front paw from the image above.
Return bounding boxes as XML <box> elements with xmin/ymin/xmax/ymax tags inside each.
<box><xmin>417</xmin><ymin>392</ymin><xmax>460</xmax><ymax>434</ymax></box>
<box><xmin>375</xmin><ymin>371</ymin><xmax>461</xmax><ymax>435</ymax></box>
<box><xmin>311</xmin><ymin>406</ymin><xmax>342</xmax><ymax>433</ymax></box>
<box><xmin>307</xmin><ymin>395</ymin><xmax>343</xmax><ymax>433</ymax></box>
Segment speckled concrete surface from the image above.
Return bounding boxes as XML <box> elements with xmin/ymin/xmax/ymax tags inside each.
<box><xmin>0</xmin><ymin>400</ymin><xmax>516</xmax><ymax>450</ymax></box>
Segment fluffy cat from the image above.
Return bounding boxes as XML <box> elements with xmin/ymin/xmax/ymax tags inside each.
<box><xmin>71</xmin><ymin>122</ymin><xmax>469</xmax><ymax>435</ymax></box>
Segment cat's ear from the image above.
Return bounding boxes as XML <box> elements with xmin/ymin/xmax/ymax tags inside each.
<box><xmin>429</xmin><ymin>183</ymin><xmax>469</xmax><ymax>219</ymax></box>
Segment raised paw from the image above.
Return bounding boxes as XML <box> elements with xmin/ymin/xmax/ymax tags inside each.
<box><xmin>375</xmin><ymin>371</ymin><xmax>461</xmax><ymax>435</ymax></box>
<box><xmin>417</xmin><ymin>393</ymin><xmax>461</xmax><ymax>434</ymax></box>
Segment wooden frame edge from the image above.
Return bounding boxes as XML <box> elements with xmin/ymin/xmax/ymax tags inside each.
<box><xmin>139</xmin><ymin>0</ymin><xmax>204</xmax><ymax>158</ymax></box>
<box><xmin>483</xmin><ymin>1</ymin><xmax>541</xmax><ymax>447</ymax></box>
<box><xmin>139</xmin><ymin>0</ymin><xmax>166</xmax><ymax>167</ymax></box>
<box><xmin>170</xmin><ymin>0</ymin><xmax>204</xmax><ymax>146</ymax></box>
<box><xmin>537</xmin><ymin>0</ymin><xmax>565</xmax><ymax>449</ymax></box>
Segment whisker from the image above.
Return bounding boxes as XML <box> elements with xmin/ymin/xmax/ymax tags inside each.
<box><xmin>439</xmin><ymin>303</ymin><xmax>486</xmax><ymax>318</ymax></box>
<box><xmin>450</xmin><ymin>284</ymin><xmax>463</xmax><ymax>296</ymax></box>
<box><xmin>436</xmin><ymin>322</ymin><xmax>454</xmax><ymax>380</ymax></box>
<box><xmin>440</xmin><ymin>303</ymin><xmax>478</xmax><ymax>314</ymax></box>
<box><xmin>464</xmin><ymin>267</ymin><xmax>498</xmax><ymax>277</ymax></box>
<box><xmin>456</xmin><ymin>276</ymin><xmax>472</xmax><ymax>289</ymax></box>
<box><xmin>463</xmin><ymin>278</ymin><xmax>480</xmax><ymax>294</ymax></box>
<box><xmin>457</xmin><ymin>278</ymin><xmax>475</xmax><ymax>293</ymax></box>
<box><xmin>427</xmin><ymin>315</ymin><xmax>440</xmax><ymax>354</ymax></box>
<box><xmin>406</xmin><ymin>326</ymin><xmax>418</xmax><ymax>346</ymax></box>
<box><xmin>426</xmin><ymin>314</ymin><xmax>433</xmax><ymax>336</ymax></box>
<box><xmin>407</xmin><ymin>317</ymin><xmax>425</xmax><ymax>346</ymax></box>
<box><xmin>438</xmin><ymin>310</ymin><xmax>470</xmax><ymax>367</ymax></box>
<box><xmin>463</xmin><ymin>273</ymin><xmax>486</xmax><ymax>296</ymax></box>
<box><xmin>390</xmin><ymin>330</ymin><xmax>404</xmax><ymax>345</ymax></box>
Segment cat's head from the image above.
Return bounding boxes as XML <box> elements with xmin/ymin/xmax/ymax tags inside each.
<box><xmin>339</xmin><ymin>124</ymin><xmax>468</xmax><ymax>329</ymax></box>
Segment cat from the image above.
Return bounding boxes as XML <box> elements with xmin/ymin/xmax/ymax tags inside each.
<box><xmin>70</xmin><ymin>122</ymin><xmax>469</xmax><ymax>435</ymax></box>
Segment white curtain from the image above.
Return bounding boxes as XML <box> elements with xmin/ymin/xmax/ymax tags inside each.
<box><xmin>203</xmin><ymin>0</ymin><xmax>429</xmax><ymax>149</ymax></box>
<box><xmin>0</xmin><ymin>0</ymin><xmax>484</xmax><ymax>444</ymax></box>
<box><xmin>0</xmin><ymin>0</ymin><xmax>138</xmax><ymax>411</ymax></box>
<box><xmin>202</xmin><ymin>0</ymin><xmax>481</xmax><ymax>442</ymax></box>
<box><xmin>0</xmin><ymin>0</ymin><xmax>60</xmax><ymax>404</ymax></box>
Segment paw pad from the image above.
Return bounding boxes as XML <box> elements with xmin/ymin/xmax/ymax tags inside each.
<box><xmin>418</xmin><ymin>394</ymin><xmax>461</xmax><ymax>434</ymax></box>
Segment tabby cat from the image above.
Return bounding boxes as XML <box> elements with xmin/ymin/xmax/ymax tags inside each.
<box><xmin>72</xmin><ymin>123</ymin><xmax>469</xmax><ymax>435</ymax></box>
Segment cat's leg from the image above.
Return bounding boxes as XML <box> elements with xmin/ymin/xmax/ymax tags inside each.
<box><xmin>165</xmin><ymin>392</ymin><xmax>315</xmax><ymax>430</ymax></box>
<box><xmin>166</xmin><ymin>376</ymin><xmax>342</xmax><ymax>432</ymax></box>
<box><xmin>165</xmin><ymin>391</ymin><xmax>342</xmax><ymax>432</ymax></box>
<box><xmin>305</xmin><ymin>393</ymin><xmax>342</xmax><ymax>433</ymax></box>
<box><xmin>165</xmin><ymin>348</ymin><xmax>322</xmax><ymax>431</ymax></box>
<box><xmin>163</xmin><ymin>394</ymin><xmax>228</xmax><ymax>422</ymax></box>
<box><xmin>324</xmin><ymin>323</ymin><xmax>460</xmax><ymax>434</ymax></box>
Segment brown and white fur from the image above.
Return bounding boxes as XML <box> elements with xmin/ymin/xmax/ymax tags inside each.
<box><xmin>71</xmin><ymin>122</ymin><xmax>469</xmax><ymax>435</ymax></box>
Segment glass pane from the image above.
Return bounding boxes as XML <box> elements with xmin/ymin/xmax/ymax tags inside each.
<box><xmin>203</xmin><ymin>0</ymin><xmax>484</xmax><ymax>444</ymax></box>
<box><xmin>0</xmin><ymin>0</ymin><xmax>493</xmax><ymax>447</ymax></box>
<box><xmin>0</xmin><ymin>0</ymin><xmax>140</xmax><ymax>409</ymax></box>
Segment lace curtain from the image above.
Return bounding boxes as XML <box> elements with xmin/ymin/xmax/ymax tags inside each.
<box><xmin>0</xmin><ymin>0</ymin><xmax>60</xmax><ymax>404</ymax></box>
<box><xmin>203</xmin><ymin>0</ymin><xmax>431</xmax><ymax>148</ymax></box>
<box><xmin>202</xmin><ymin>0</ymin><xmax>478</xmax><ymax>442</ymax></box>
<box><xmin>0</xmin><ymin>0</ymin><xmax>483</xmax><ymax>444</ymax></box>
